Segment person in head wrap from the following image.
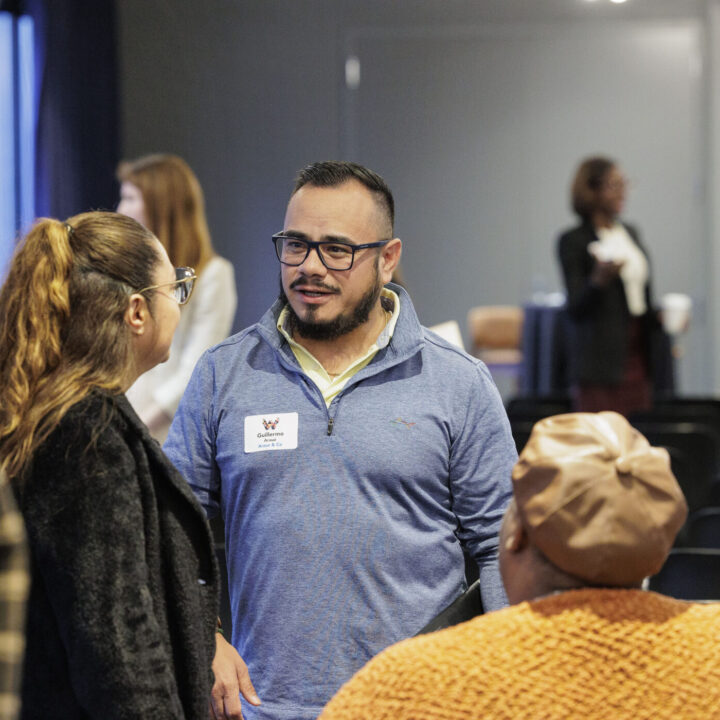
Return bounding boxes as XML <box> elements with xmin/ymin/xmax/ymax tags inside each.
<box><xmin>319</xmin><ymin>412</ymin><xmax>720</xmax><ymax>720</ymax></box>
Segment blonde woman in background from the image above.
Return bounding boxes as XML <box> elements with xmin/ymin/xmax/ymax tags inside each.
<box><xmin>0</xmin><ymin>212</ymin><xmax>218</xmax><ymax>719</ymax></box>
<box><xmin>118</xmin><ymin>154</ymin><xmax>237</xmax><ymax>441</ymax></box>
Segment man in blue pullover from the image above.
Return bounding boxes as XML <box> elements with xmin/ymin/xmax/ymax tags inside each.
<box><xmin>165</xmin><ymin>161</ymin><xmax>517</xmax><ymax>720</ymax></box>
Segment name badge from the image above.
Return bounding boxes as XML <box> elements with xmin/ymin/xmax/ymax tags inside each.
<box><xmin>244</xmin><ymin>412</ymin><xmax>299</xmax><ymax>453</ymax></box>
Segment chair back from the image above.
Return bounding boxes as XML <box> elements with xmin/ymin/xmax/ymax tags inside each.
<box><xmin>506</xmin><ymin>395</ymin><xmax>572</xmax><ymax>424</ymax></box>
<box><xmin>508</xmin><ymin>419</ymin><xmax>536</xmax><ymax>454</ymax></box>
<box><xmin>685</xmin><ymin>507</ymin><xmax>720</xmax><ymax>549</ymax></box>
<box><xmin>416</xmin><ymin>580</ymin><xmax>483</xmax><ymax>636</ymax></box>
<box><xmin>467</xmin><ymin>306</ymin><xmax>523</xmax><ymax>362</ymax></box>
<box><xmin>648</xmin><ymin>548</ymin><xmax>720</xmax><ymax>601</ymax></box>
<box><xmin>629</xmin><ymin>420</ymin><xmax>720</xmax><ymax>514</ymax></box>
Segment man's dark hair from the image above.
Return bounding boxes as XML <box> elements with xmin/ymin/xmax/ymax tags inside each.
<box><xmin>293</xmin><ymin>161</ymin><xmax>395</xmax><ymax>232</ymax></box>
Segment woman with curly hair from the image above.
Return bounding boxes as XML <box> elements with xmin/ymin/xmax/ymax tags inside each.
<box><xmin>0</xmin><ymin>212</ymin><xmax>218</xmax><ymax>719</ymax></box>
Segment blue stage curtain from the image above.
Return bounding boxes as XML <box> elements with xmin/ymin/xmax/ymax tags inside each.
<box><xmin>1</xmin><ymin>0</ymin><xmax>119</xmax><ymax>219</ymax></box>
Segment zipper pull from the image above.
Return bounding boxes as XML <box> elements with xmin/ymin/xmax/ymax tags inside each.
<box><xmin>327</xmin><ymin>418</ymin><xmax>335</xmax><ymax>436</ymax></box>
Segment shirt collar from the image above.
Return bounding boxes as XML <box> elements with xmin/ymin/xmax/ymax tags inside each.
<box><xmin>277</xmin><ymin>287</ymin><xmax>401</xmax><ymax>351</ymax></box>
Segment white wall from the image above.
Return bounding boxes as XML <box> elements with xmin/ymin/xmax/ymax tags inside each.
<box><xmin>343</xmin><ymin>19</ymin><xmax>706</xmax><ymax>392</ymax></box>
<box><xmin>118</xmin><ymin>0</ymin><xmax>716</xmax><ymax>393</ymax></box>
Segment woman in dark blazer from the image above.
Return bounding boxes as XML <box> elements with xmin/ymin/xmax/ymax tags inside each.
<box><xmin>557</xmin><ymin>157</ymin><xmax>659</xmax><ymax>416</ymax></box>
<box><xmin>0</xmin><ymin>212</ymin><xmax>219</xmax><ymax>719</ymax></box>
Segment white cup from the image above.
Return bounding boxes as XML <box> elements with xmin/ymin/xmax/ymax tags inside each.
<box><xmin>660</xmin><ymin>293</ymin><xmax>692</xmax><ymax>335</ymax></box>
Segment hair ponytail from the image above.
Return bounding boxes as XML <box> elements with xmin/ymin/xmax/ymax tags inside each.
<box><xmin>0</xmin><ymin>219</ymin><xmax>74</xmax><ymax>428</ymax></box>
<box><xmin>0</xmin><ymin>212</ymin><xmax>159</xmax><ymax>480</ymax></box>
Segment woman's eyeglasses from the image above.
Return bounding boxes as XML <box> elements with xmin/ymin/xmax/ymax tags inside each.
<box><xmin>137</xmin><ymin>267</ymin><xmax>196</xmax><ymax>305</ymax></box>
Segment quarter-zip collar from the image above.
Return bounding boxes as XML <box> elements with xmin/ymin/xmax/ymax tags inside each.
<box><xmin>255</xmin><ymin>282</ymin><xmax>425</xmax><ymax>385</ymax></box>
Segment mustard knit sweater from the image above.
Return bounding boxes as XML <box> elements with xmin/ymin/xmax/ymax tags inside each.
<box><xmin>319</xmin><ymin>589</ymin><xmax>720</xmax><ymax>720</ymax></box>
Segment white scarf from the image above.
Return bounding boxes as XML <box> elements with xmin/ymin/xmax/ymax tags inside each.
<box><xmin>595</xmin><ymin>223</ymin><xmax>648</xmax><ymax>316</ymax></box>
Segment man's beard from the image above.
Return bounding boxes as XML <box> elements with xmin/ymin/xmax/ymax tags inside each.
<box><xmin>279</xmin><ymin>264</ymin><xmax>384</xmax><ymax>341</ymax></box>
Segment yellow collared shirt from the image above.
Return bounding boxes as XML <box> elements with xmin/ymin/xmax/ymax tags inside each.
<box><xmin>277</xmin><ymin>288</ymin><xmax>400</xmax><ymax>406</ymax></box>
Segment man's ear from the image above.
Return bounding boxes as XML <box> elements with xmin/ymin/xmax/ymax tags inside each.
<box><xmin>125</xmin><ymin>293</ymin><xmax>150</xmax><ymax>336</ymax></box>
<box><xmin>380</xmin><ymin>238</ymin><xmax>402</xmax><ymax>284</ymax></box>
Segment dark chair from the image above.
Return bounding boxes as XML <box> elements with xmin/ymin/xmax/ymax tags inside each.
<box><xmin>685</xmin><ymin>507</ymin><xmax>720</xmax><ymax>548</ymax></box>
<box><xmin>464</xmin><ymin>550</ymin><xmax>479</xmax><ymax>585</ymax></box>
<box><xmin>706</xmin><ymin>481</ymin><xmax>720</xmax><ymax>507</ymax></box>
<box><xmin>210</xmin><ymin>515</ymin><xmax>232</xmax><ymax>637</ymax></box>
<box><xmin>648</xmin><ymin>548</ymin><xmax>720</xmax><ymax>601</ymax></box>
<box><xmin>505</xmin><ymin>395</ymin><xmax>572</xmax><ymax>424</ymax></box>
<box><xmin>652</xmin><ymin>396</ymin><xmax>720</xmax><ymax>422</ymax></box>
<box><xmin>506</xmin><ymin>397</ymin><xmax>572</xmax><ymax>454</ymax></box>
<box><xmin>415</xmin><ymin>580</ymin><xmax>483</xmax><ymax>635</ymax></box>
<box><xmin>629</xmin><ymin>420</ymin><xmax>720</xmax><ymax>514</ymax></box>
<box><xmin>632</xmin><ymin>399</ymin><xmax>720</xmax><ymax>439</ymax></box>
<box><xmin>509</xmin><ymin>419</ymin><xmax>536</xmax><ymax>454</ymax></box>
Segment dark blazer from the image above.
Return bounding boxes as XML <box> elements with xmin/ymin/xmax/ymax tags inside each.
<box><xmin>16</xmin><ymin>391</ymin><xmax>219</xmax><ymax>720</ymax></box>
<box><xmin>557</xmin><ymin>220</ymin><xmax>657</xmax><ymax>385</ymax></box>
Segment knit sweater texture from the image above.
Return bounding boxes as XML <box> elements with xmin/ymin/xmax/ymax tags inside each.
<box><xmin>320</xmin><ymin>588</ymin><xmax>720</xmax><ymax>720</ymax></box>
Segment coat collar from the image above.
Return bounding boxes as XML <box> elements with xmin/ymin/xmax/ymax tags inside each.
<box><xmin>101</xmin><ymin>391</ymin><xmax>207</xmax><ymax>512</ymax></box>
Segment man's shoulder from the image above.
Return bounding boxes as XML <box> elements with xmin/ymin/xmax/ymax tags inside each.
<box><xmin>418</xmin><ymin>326</ymin><xmax>497</xmax><ymax>388</ymax></box>
<box><xmin>420</xmin><ymin>327</ymin><xmax>482</xmax><ymax>367</ymax></box>
<box><xmin>203</xmin><ymin>322</ymin><xmax>272</xmax><ymax>360</ymax></box>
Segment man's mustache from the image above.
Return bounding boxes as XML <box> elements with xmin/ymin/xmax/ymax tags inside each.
<box><xmin>289</xmin><ymin>277</ymin><xmax>340</xmax><ymax>294</ymax></box>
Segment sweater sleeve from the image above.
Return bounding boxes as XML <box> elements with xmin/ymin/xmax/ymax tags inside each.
<box><xmin>318</xmin><ymin>638</ymin><xmax>422</xmax><ymax>720</ymax></box>
<box><xmin>449</xmin><ymin>363</ymin><xmax>516</xmax><ymax>612</ymax></box>
<box><xmin>21</xmin><ymin>409</ymin><xmax>186</xmax><ymax>719</ymax></box>
<box><xmin>153</xmin><ymin>257</ymin><xmax>237</xmax><ymax>417</ymax></box>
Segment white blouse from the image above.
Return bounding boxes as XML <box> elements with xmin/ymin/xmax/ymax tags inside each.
<box><xmin>595</xmin><ymin>223</ymin><xmax>649</xmax><ymax>316</ymax></box>
<box><xmin>127</xmin><ymin>255</ymin><xmax>237</xmax><ymax>442</ymax></box>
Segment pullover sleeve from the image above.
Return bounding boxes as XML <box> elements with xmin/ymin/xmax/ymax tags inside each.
<box><xmin>164</xmin><ymin>351</ymin><xmax>221</xmax><ymax>519</ymax></box>
<box><xmin>449</xmin><ymin>363</ymin><xmax>516</xmax><ymax>612</ymax></box>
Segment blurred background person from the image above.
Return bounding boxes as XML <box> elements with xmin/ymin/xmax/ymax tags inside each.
<box><xmin>0</xmin><ymin>213</ymin><xmax>218</xmax><ymax>719</ymax></box>
<box><xmin>0</xmin><ymin>470</ymin><xmax>28</xmax><ymax>720</ymax></box>
<box><xmin>117</xmin><ymin>154</ymin><xmax>237</xmax><ymax>442</ymax></box>
<box><xmin>557</xmin><ymin>156</ymin><xmax>662</xmax><ymax>416</ymax></box>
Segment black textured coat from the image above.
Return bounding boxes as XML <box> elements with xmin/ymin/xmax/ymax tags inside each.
<box><xmin>557</xmin><ymin>220</ymin><xmax>658</xmax><ymax>385</ymax></box>
<box><xmin>16</xmin><ymin>392</ymin><xmax>219</xmax><ymax>719</ymax></box>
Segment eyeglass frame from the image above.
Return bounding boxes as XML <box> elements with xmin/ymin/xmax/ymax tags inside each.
<box><xmin>272</xmin><ymin>233</ymin><xmax>390</xmax><ymax>271</ymax></box>
<box><xmin>136</xmin><ymin>266</ymin><xmax>197</xmax><ymax>305</ymax></box>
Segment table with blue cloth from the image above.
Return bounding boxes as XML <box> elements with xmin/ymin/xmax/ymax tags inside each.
<box><xmin>520</xmin><ymin>302</ymin><xmax>675</xmax><ymax>398</ymax></box>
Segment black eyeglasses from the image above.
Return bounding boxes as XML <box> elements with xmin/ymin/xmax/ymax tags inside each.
<box><xmin>137</xmin><ymin>266</ymin><xmax>196</xmax><ymax>305</ymax></box>
<box><xmin>272</xmin><ymin>233</ymin><xmax>389</xmax><ymax>271</ymax></box>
